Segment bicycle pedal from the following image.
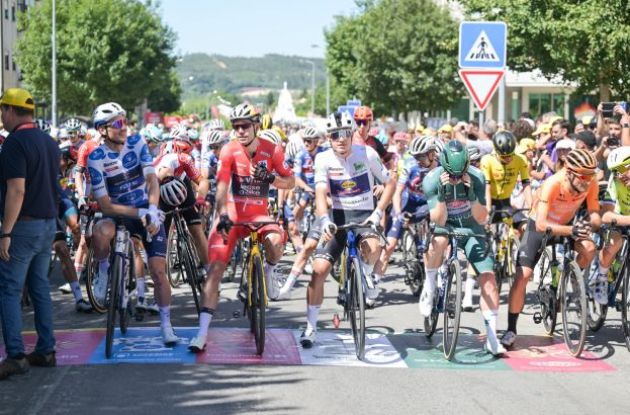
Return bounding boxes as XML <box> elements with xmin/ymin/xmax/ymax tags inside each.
<box><xmin>533</xmin><ymin>312</ymin><xmax>542</xmax><ymax>324</ymax></box>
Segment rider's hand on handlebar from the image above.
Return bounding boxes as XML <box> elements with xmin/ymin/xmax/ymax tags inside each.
<box><xmin>363</xmin><ymin>208</ymin><xmax>383</xmax><ymax>227</ymax></box>
<box><xmin>217</xmin><ymin>214</ymin><xmax>233</xmax><ymax>239</ymax></box>
<box><xmin>572</xmin><ymin>220</ymin><xmax>592</xmax><ymax>240</ymax></box>
<box><xmin>319</xmin><ymin>216</ymin><xmax>336</xmax><ymax>242</ymax></box>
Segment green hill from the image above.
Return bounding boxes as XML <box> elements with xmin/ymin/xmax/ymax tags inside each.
<box><xmin>177</xmin><ymin>53</ymin><xmax>327</xmax><ymax>99</ymax></box>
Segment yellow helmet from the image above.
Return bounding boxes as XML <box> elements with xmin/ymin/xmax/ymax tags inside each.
<box><xmin>272</xmin><ymin>126</ymin><xmax>287</xmax><ymax>143</ymax></box>
<box><xmin>261</xmin><ymin>114</ymin><xmax>273</xmax><ymax>130</ymax></box>
<box><xmin>0</xmin><ymin>88</ymin><xmax>35</xmax><ymax>110</ymax></box>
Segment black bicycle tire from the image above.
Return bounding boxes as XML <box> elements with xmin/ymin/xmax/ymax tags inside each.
<box><xmin>252</xmin><ymin>253</ymin><xmax>266</xmax><ymax>355</ymax></box>
<box><xmin>85</xmin><ymin>246</ymin><xmax>107</xmax><ymax>314</ymax></box>
<box><xmin>348</xmin><ymin>258</ymin><xmax>366</xmax><ymax>360</ymax></box>
<box><xmin>560</xmin><ymin>262</ymin><xmax>587</xmax><ymax>357</ymax></box>
<box><xmin>166</xmin><ymin>228</ymin><xmax>181</xmax><ymax>288</ymax></box>
<box><xmin>538</xmin><ymin>248</ymin><xmax>557</xmax><ymax>335</ymax></box>
<box><xmin>119</xmin><ymin>243</ymin><xmax>135</xmax><ymax>335</ymax></box>
<box><xmin>443</xmin><ymin>260</ymin><xmax>462</xmax><ymax>361</ymax></box>
<box><xmin>105</xmin><ymin>255</ymin><xmax>122</xmax><ymax>359</ymax></box>
<box><xmin>180</xmin><ymin>232</ymin><xmax>201</xmax><ymax>315</ymax></box>
<box><xmin>621</xmin><ymin>260</ymin><xmax>630</xmax><ymax>352</ymax></box>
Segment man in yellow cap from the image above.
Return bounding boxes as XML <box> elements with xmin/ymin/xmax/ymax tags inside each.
<box><xmin>0</xmin><ymin>88</ymin><xmax>60</xmax><ymax>380</ymax></box>
<box><xmin>438</xmin><ymin>124</ymin><xmax>453</xmax><ymax>142</ymax></box>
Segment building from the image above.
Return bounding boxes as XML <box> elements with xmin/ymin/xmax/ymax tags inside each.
<box><xmin>0</xmin><ymin>0</ymin><xmax>36</xmax><ymax>91</ymax></box>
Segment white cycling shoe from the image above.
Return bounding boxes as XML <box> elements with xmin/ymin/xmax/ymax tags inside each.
<box><xmin>162</xmin><ymin>326</ymin><xmax>179</xmax><ymax>346</ymax></box>
<box><xmin>188</xmin><ymin>335</ymin><xmax>207</xmax><ymax>353</ymax></box>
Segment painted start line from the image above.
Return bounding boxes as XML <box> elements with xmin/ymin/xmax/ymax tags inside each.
<box><xmin>0</xmin><ymin>328</ymin><xmax>614</xmax><ymax>372</ymax></box>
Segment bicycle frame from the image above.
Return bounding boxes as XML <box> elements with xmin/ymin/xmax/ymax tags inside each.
<box><xmin>246</xmin><ymin>231</ymin><xmax>267</xmax><ymax>307</ymax></box>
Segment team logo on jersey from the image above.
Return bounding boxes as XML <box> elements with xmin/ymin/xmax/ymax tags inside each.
<box><xmin>107</xmin><ymin>152</ymin><xmax>119</xmax><ymax>160</ymax></box>
<box><xmin>122</xmin><ymin>151</ymin><xmax>138</xmax><ymax>169</ymax></box>
<box><xmin>353</xmin><ymin>162</ymin><xmax>366</xmax><ymax>172</ymax></box>
<box><xmin>88</xmin><ymin>167</ymin><xmax>103</xmax><ymax>185</ymax></box>
<box><xmin>341</xmin><ymin>180</ymin><xmax>357</xmax><ymax>190</ymax></box>
<box><xmin>260</xmin><ymin>151</ymin><xmax>271</xmax><ymax>158</ymax></box>
<box><xmin>89</xmin><ymin>148</ymin><xmax>106</xmax><ymax>160</ymax></box>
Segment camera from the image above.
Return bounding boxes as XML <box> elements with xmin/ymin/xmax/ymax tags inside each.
<box><xmin>602</xmin><ymin>102</ymin><xmax>615</xmax><ymax>118</ymax></box>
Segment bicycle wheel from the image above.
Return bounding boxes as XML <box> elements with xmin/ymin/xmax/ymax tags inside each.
<box><xmin>120</xmin><ymin>244</ymin><xmax>135</xmax><ymax>335</ymax></box>
<box><xmin>85</xmin><ymin>246</ymin><xmax>107</xmax><ymax>313</ymax></box>
<box><xmin>423</xmin><ymin>291</ymin><xmax>439</xmax><ymax>338</ymax></box>
<box><xmin>348</xmin><ymin>258</ymin><xmax>366</xmax><ymax>360</ymax></box>
<box><xmin>250</xmin><ymin>253</ymin><xmax>266</xmax><ymax>355</ymax></box>
<box><xmin>560</xmin><ymin>261</ymin><xmax>587</xmax><ymax>357</ymax></box>
<box><xmin>536</xmin><ymin>248</ymin><xmax>557</xmax><ymax>335</ymax></box>
<box><xmin>621</xmin><ymin>263</ymin><xmax>630</xmax><ymax>351</ymax></box>
<box><xmin>442</xmin><ymin>260</ymin><xmax>462</xmax><ymax>361</ymax></box>
<box><xmin>180</xmin><ymin>234</ymin><xmax>201</xmax><ymax>315</ymax></box>
<box><xmin>166</xmin><ymin>229</ymin><xmax>182</xmax><ymax>288</ymax></box>
<box><xmin>105</xmin><ymin>255</ymin><xmax>122</xmax><ymax>359</ymax></box>
<box><xmin>507</xmin><ymin>238</ymin><xmax>519</xmax><ymax>289</ymax></box>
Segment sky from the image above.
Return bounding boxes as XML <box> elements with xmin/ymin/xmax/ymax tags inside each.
<box><xmin>159</xmin><ymin>0</ymin><xmax>358</xmax><ymax>58</ymax></box>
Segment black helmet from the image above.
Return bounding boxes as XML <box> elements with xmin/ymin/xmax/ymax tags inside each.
<box><xmin>492</xmin><ymin>130</ymin><xmax>516</xmax><ymax>156</ymax></box>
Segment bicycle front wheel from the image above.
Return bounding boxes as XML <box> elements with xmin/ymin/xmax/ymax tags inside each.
<box><xmin>348</xmin><ymin>258</ymin><xmax>366</xmax><ymax>360</ymax></box>
<box><xmin>251</xmin><ymin>253</ymin><xmax>266</xmax><ymax>355</ymax></box>
<box><xmin>105</xmin><ymin>255</ymin><xmax>122</xmax><ymax>359</ymax></box>
<box><xmin>560</xmin><ymin>262</ymin><xmax>587</xmax><ymax>357</ymax></box>
<box><xmin>442</xmin><ymin>260</ymin><xmax>462</xmax><ymax>361</ymax></box>
<box><xmin>180</xmin><ymin>234</ymin><xmax>201</xmax><ymax>315</ymax></box>
<box><xmin>85</xmin><ymin>246</ymin><xmax>106</xmax><ymax>314</ymax></box>
<box><xmin>621</xmin><ymin>262</ymin><xmax>630</xmax><ymax>351</ymax></box>
<box><xmin>166</xmin><ymin>229</ymin><xmax>182</xmax><ymax>288</ymax></box>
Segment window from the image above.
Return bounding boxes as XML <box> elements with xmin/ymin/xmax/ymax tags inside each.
<box><xmin>11</xmin><ymin>5</ymin><xmax>15</xmax><ymax>21</ymax></box>
<box><xmin>12</xmin><ymin>59</ymin><xmax>16</xmax><ymax>71</ymax></box>
<box><xmin>4</xmin><ymin>54</ymin><xmax>9</xmax><ymax>71</ymax></box>
<box><xmin>528</xmin><ymin>93</ymin><xmax>565</xmax><ymax>118</ymax></box>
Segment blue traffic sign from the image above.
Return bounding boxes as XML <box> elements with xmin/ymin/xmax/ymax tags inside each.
<box><xmin>459</xmin><ymin>21</ymin><xmax>507</xmax><ymax>69</ymax></box>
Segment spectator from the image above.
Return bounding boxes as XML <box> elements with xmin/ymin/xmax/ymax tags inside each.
<box><xmin>0</xmin><ymin>88</ymin><xmax>60</xmax><ymax>380</ymax></box>
<box><xmin>511</xmin><ymin>119</ymin><xmax>535</xmax><ymax>142</ymax></box>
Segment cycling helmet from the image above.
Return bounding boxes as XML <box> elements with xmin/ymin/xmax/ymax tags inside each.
<box><xmin>206</xmin><ymin>119</ymin><xmax>225</xmax><ymax>131</ymax></box>
<box><xmin>433</xmin><ymin>138</ymin><xmax>445</xmax><ymax>156</ymax></box>
<box><xmin>393</xmin><ymin>131</ymin><xmax>410</xmax><ymax>143</ymax></box>
<box><xmin>492</xmin><ymin>130</ymin><xmax>516</xmax><ymax>156</ymax></box>
<box><xmin>93</xmin><ymin>102</ymin><xmax>126</xmax><ymax>127</ymax></box>
<box><xmin>142</xmin><ymin>124</ymin><xmax>163</xmax><ymax>143</ymax></box>
<box><xmin>205</xmin><ymin>130</ymin><xmax>226</xmax><ymax>146</ymax></box>
<box><xmin>259</xmin><ymin>129</ymin><xmax>282</xmax><ymax>145</ymax></box>
<box><xmin>409</xmin><ymin>136</ymin><xmax>434</xmax><ymax>155</ymax></box>
<box><xmin>303</xmin><ymin>127</ymin><xmax>321</xmax><ymax>140</ymax></box>
<box><xmin>187</xmin><ymin>128</ymin><xmax>200</xmax><ymax>141</ymax></box>
<box><xmin>35</xmin><ymin>118</ymin><xmax>51</xmax><ymax>133</ymax></box>
<box><xmin>172</xmin><ymin>139</ymin><xmax>193</xmax><ymax>154</ymax></box>
<box><xmin>565</xmin><ymin>149</ymin><xmax>597</xmax><ymax>175</ymax></box>
<box><xmin>467</xmin><ymin>146</ymin><xmax>482</xmax><ymax>162</ymax></box>
<box><xmin>160</xmin><ymin>177</ymin><xmax>188</xmax><ymax>207</ymax></box>
<box><xmin>353</xmin><ymin>106</ymin><xmax>373</xmax><ymax>121</ymax></box>
<box><xmin>59</xmin><ymin>141</ymin><xmax>78</xmax><ymax>163</ymax></box>
<box><xmin>439</xmin><ymin>140</ymin><xmax>469</xmax><ymax>176</ymax></box>
<box><xmin>169</xmin><ymin>123</ymin><xmax>189</xmax><ymax>141</ymax></box>
<box><xmin>285</xmin><ymin>141</ymin><xmax>302</xmax><ymax>161</ymax></box>
<box><xmin>607</xmin><ymin>146</ymin><xmax>630</xmax><ymax>171</ymax></box>
<box><xmin>273</xmin><ymin>126</ymin><xmax>287</xmax><ymax>143</ymax></box>
<box><xmin>58</xmin><ymin>128</ymin><xmax>69</xmax><ymax>140</ymax></box>
<box><xmin>326</xmin><ymin>111</ymin><xmax>353</xmax><ymax>132</ymax></box>
<box><xmin>261</xmin><ymin>114</ymin><xmax>273</xmax><ymax>130</ymax></box>
<box><xmin>229</xmin><ymin>103</ymin><xmax>260</xmax><ymax>123</ymax></box>
<box><xmin>65</xmin><ymin>118</ymin><xmax>82</xmax><ymax>132</ymax></box>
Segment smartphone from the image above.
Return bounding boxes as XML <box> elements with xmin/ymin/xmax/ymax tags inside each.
<box><xmin>620</xmin><ymin>102</ymin><xmax>629</xmax><ymax>113</ymax></box>
<box><xmin>602</xmin><ymin>102</ymin><xmax>615</xmax><ymax>118</ymax></box>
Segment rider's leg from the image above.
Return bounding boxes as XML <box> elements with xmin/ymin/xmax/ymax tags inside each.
<box><xmin>91</xmin><ymin>220</ymin><xmax>116</xmax><ymax>299</ymax></box>
<box><xmin>305</xmin><ymin>257</ymin><xmax>333</xmax><ymax>335</ymax></box>
<box><xmin>262</xmin><ymin>230</ymin><xmax>287</xmax><ymax>299</ymax></box>
<box><xmin>189</xmin><ymin>224</ymin><xmax>209</xmax><ymax>266</ymax></box>
<box><xmin>418</xmin><ymin>235</ymin><xmax>448</xmax><ymax>315</ymax></box>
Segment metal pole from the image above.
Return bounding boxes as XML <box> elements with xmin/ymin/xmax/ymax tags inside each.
<box><xmin>325</xmin><ymin>68</ymin><xmax>330</xmax><ymax>116</ymax></box>
<box><xmin>478</xmin><ymin>109</ymin><xmax>484</xmax><ymax>128</ymax></box>
<box><xmin>498</xmin><ymin>76</ymin><xmax>505</xmax><ymax>125</ymax></box>
<box><xmin>51</xmin><ymin>0</ymin><xmax>57</xmax><ymax>127</ymax></box>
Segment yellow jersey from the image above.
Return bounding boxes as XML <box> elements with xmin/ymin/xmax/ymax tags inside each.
<box><xmin>480</xmin><ymin>152</ymin><xmax>530</xmax><ymax>200</ymax></box>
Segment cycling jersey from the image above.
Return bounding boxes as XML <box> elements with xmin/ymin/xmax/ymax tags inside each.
<box><xmin>602</xmin><ymin>175</ymin><xmax>630</xmax><ymax>214</ymax></box>
<box><xmin>397</xmin><ymin>153</ymin><xmax>428</xmax><ymax>207</ymax></box>
<box><xmin>191</xmin><ymin>147</ymin><xmax>202</xmax><ymax>170</ymax></box>
<box><xmin>480</xmin><ymin>152</ymin><xmax>530</xmax><ymax>200</ymax></box>
<box><xmin>529</xmin><ymin>169</ymin><xmax>599</xmax><ymax>225</ymax></box>
<box><xmin>153</xmin><ymin>152</ymin><xmax>201</xmax><ymax>182</ymax></box>
<box><xmin>294</xmin><ymin>147</ymin><xmax>324</xmax><ymax>188</ymax></box>
<box><xmin>88</xmin><ymin>134</ymin><xmax>155</xmax><ymax>208</ymax></box>
<box><xmin>76</xmin><ymin>138</ymin><xmax>100</xmax><ymax>175</ymax></box>
<box><xmin>314</xmin><ymin>144</ymin><xmax>390</xmax><ymax>224</ymax></box>
<box><xmin>216</xmin><ymin>138</ymin><xmax>293</xmax><ymax>220</ymax></box>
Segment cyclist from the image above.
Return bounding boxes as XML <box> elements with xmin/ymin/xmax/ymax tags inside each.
<box><xmin>87</xmin><ymin>102</ymin><xmax>177</xmax><ymax>346</ymax></box>
<box><xmin>420</xmin><ymin>140</ymin><xmax>505</xmax><ymax>355</ymax></box>
<box><xmin>199</xmin><ymin>128</ymin><xmax>227</xmax><ymax>214</ymax></box>
<box><xmin>502</xmin><ymin>149</ymin><xmax>600</xmax><ymax>348</ymax></box>
<box><xmin>188</xmin><ymin>103</ymin><xmax>294</xmax><ymax>353</ymax></box>
<box><xmin>594</xmin><ymin>147</ymin><xmax>630</xmax><ymax>304</ymax></box>
<box><xmin>375</xmin><ymin>136</ymin><xmax>433</xmax><ymax>286</ymax></box>
<box><xmin>299</xmin><ymin>111</ymin><xmax>396</xmax><ymax>348</ymax></box>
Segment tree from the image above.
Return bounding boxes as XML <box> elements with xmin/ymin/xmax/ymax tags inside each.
<box><xmin>16</xmin><ymin>0</ymin><xmax>180</xmax><ymax>115</ymax></box>
<box><xmin>325</xmin><ymin>0</ymin><xmax>463</xmax><ymax>115</ymax></box>
<box><xmin>463</xmin><ymin>0</ymin><xmax>630</xmax><ymax>100</ymax></box>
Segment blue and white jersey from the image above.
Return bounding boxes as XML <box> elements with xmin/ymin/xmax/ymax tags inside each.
<box><xmin>87</xmin><ymin>134</ymin><xmax>155</xmax><ymax>208</ymax></box>
<box><xmin>293</xmin><ymin>147</ymin><xmax>324</xmax><ymax>188</ymax></box>
<box><xmin>397</xmin><ymin>158</ymin><xmax>429</xmax><ymax>207</ymax></box>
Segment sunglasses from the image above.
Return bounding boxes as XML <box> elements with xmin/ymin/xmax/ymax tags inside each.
<box><xmin>233</xmin><ymin>123</ymin><xmax>252</xmax><ymax>131</ymax></box>
<box><xmin>209</xmin><ymin>145</ymin><xmax>221</xmax><ymax>150</ymax></box>
<box><xmin>303</xmin><ymin>139</ymin><xmax>316</xmax><ymax>144</ymax></box>
<box><xmin>413</xmin><ymin>154</ymin><xmax>428</xmax><ymax>162</ymax></box>
<box><xmin>108</xmin><ymin>118</ymin><xmax>127</xmax><ymax>129</ymax></box>
<box><xmin>330</xmin><ymin>130</ymin><xmax>351</xmax><ymax>140</ymax></box>
<box><xmin>356</xmin><ymin>120</ymin><xmax>369</xmax><ymax>127</ymax></box>
<box><xmin>571</xmin><ymin>171</ymin><xmax>595</xmax><ymax>181</ymax></box>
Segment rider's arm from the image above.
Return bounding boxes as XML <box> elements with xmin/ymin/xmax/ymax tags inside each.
<box><xmin>470</xmin><ymin>174</ymin><xmax>489</xmax><ymax>224</ymax></box>
<box><xmin>74</xmin><ymin>169</ymin><xmax>85</xmax><ymax>198</ymax></box>
<box><xmin>585</xmin><ymin>179</ymin><xmax>601</xmax><ymax>229</ymax></box>
<box><xmin>423</xmin><ymin>171</ymin><xmax>447</xmax><ymax>227</ymax></box>
<box><xmin>518</xmin><ymin>157</ymin><xmax>533</xmax><ymax>207</ymax></box>
<box><xmin>534</xmin><ymin>179</ymin><xmax>572</xmax><ymax>236</ymax></box>
<box><xmin>479</xmin><ymin>155</ymin><xmax>492</xmax><ymax>212</ymax></box>
<box><xmin>145</xmin><ymin>172</ymin><xmax>160</xmax><ymax>207</ymax></box>
<box><xmin>269</xmin><ymin>144</ymin><xmax>295</xmax><ymax>190</ymax></box>
<box><xmin>96</xmin><ymin>194</ymin><xmax>140</xmax><ymax>218</ymax></box>
<box><xmin>522</xmin><ymin>182</ymin><xmax>532</xmax><ymax>208</ymax></box>
<box><xmin>392</xmin><ymin>183</ymin><xmax>404</xmax><ymax>215</ymax></box>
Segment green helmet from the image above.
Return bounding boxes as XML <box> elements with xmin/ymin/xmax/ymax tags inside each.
<box><xmin>439</xmin><ymin>140</ymin><xmax>469</xmax><ymax>176</ymax></box>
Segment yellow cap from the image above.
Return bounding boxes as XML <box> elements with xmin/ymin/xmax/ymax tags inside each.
<box><xmin>438</xmin><ymin>124</ymin><xmax>453</xmax><ymax>133</ymax></box>
<box><xmin>532</xmin><ymin>123</ymin><xmax>550</xmax><ymax>136</ymax></box>
<box><xmin>0</xmin><ymin>88</ymin><xmax>35</xmax><ymax>110</ymax></box>
<box><xmin>581</xmin><ymin>115</ymin><xmax>594</xmax><ymax>125</ymax></box>
<box><xmin>548</xmin><ymin>116</ymin><xmax>562</xmax><ymax>124</ymax></box>
<box><xmin>516</xmin><ymin>138</ymin><xmax>536</xmax><ymax>154</ymax></box>
<box><xmin>414</xmin><ymin>124</ymin><xmax>424</xmax><ymax>133</ymax></box>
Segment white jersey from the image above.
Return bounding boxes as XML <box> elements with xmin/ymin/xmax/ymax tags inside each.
<box><xmin>314</xmin><ymin>144</ymin><xmax>390</xmax><ymax>224</ymax></box>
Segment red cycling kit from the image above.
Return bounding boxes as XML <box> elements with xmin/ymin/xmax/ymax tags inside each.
<box><xmin>208</xmin><ymin>139</ymin><xmax>293</xmax><ymax>263</ymax></box>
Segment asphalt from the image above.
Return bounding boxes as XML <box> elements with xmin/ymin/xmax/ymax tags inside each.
<box><xmin>1</xmin><ymin>250</ymin><xmax>629</xmax><ymax>415</ymax></box>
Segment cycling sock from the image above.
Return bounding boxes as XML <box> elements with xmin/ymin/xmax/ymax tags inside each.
<box><xmin>597</xmin><ymin>265</ymin><xmax>610</xmax><ymax>280</ymax></box>
<box><xmin>136</xmin><ymin>278</ymin><xmax>146</xmax><ymax>300</ymax></box>
<box><xmin>464</xmin><ymin>276</ymin><xmax>475</xmax><ymax>299</ymax></box>
<box><xmin>265</xmin><ymin>261</ymin><xmax>277</xmax><ymax>277</ymax></box>
<box><xmin>507</xmin><ymin>312</ymin><xmax>519</xmax><ymax>334</ymax></box>
<box><xmin>282</xmin><ymin>271</ymin><xmax>300</xmax><ymax>292</ymax></box>
<box><xmin>425</xmin><ymin>268</ymin><xmax>438</xmax><ymax>292</ymax></box>
<box><xmin>197</xmin><ymin>308</ymin><xmax>214</xmax><ymax>338</ymax></box>
<box><xmin>74</xmin><ymin>263</ymin><xmax>84</xmax><ymax>275</ymax></box>
<box><xmin>483</xmin><ymin>309</ymin><xmax>499</xmax><ymax>343</ymax></box>
<box><xmin>306</xmin><ymin>304</ymin><xmax>320</xmax><ymax>333</ymax></box>
<box><xmin>70</xmin><ymin>281</ymin><xmax>82</xmax><ymax>302</ymax></box>
<box><xmin>159</xmin><ymin>306</ymin><xmax>172</xmax><ymax>328</ymax></box>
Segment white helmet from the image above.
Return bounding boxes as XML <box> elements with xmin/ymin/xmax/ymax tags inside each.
<box><xmin>326</xmin><ymin>111</ymin><xmax>353</xmax><ymax>132</ymax></box>
<box><xmin>160</xmin><ymin>177</ymin><xmax>188</xmax><ymax>207</ymax></box>
<box><xmin>433</xmin><ymin>138</ymin><xmax>445</xmax><ymax>156</ymax></box>
<box><xmin>65</xmin><ymin>118</ymin><xmax>82</xmax><ymax>132</ymax></box>
<box><xmin>259</xmin><ymin>129</ymin><xmax>282</xmax><ymax>145</ymax></box>
<box><xmin>207</xmin><ymin>119</ymin><xmax>225</xmax><ymax>131</ymax></box>
<box><xmin>205</xmin><ymin>130</ymin><xmax>226</xmax><ymax>146</ymax></box>
<box><xmin>303</xmin><ymin>127</ymin><xmax>321</xmax><ymax>140</ymax></box>
<box><xmin>409</xmin><ymin>136</ymin><xmax>435</xmax><ymax>156</ymax></box>
<box><xmin>607</xmin><ymin>146</ymin><xmax>630</xmax><ymax>171</ymax></box>
<box><xmin>229</xmin><ymin>103</ymin><xmax>260</xmax><ymax>123</ymax></box>
<box><xmin>93</xmin><ymin>102</ymin><xmax>126</xmax><ymax>127</ymax></box>
<box><xmin>169</xmin><ymin>123</ymin><xmax>189</xmax><ymax>141</ymax></box>
<box><xmin>285</xmin><ymin>141</ymin><xmax>302</xmax><ymax>160</ymax></box>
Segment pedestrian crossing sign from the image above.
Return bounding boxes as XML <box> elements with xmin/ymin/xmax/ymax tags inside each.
<box><xmin>459</xmin><ymin>21</ymin><xmax>506</xmax><ymax>69</ymax></box>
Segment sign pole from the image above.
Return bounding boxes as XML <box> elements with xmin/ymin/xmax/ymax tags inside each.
<box><xmin>498</xmin><ymin>76</ymin><xmax>506</xmax><ymax>125</ymax></box>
